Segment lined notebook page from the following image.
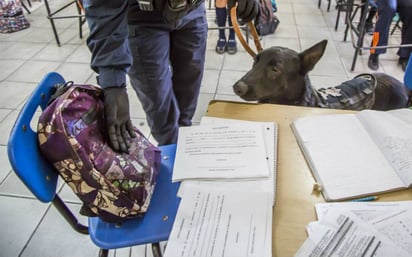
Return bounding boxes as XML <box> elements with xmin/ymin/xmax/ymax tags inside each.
<box><xmin>291</xmin><ymin>113</ymin><xmax>405</xmax><ymax>201</ymax></box>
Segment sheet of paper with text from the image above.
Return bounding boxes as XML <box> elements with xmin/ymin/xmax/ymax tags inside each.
<box><xmin>164</xmin><ymin>185</ymin><xmax>272</xmax><ymax>257</ymax></box>
<box><xmin>172</xmin><ymin>123</ymin><xmax>270</xmax><ymax>182</ymax></box>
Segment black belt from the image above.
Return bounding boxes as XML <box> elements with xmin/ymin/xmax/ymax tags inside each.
<box><xmin>136</xmin><ymin>0</ymin><xmax>202</xmax><ymax>12</ymax></box>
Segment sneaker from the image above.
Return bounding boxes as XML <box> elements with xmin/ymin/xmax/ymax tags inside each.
<box><xmin>227</xmin><ymin>39</ymin><xmax>237</xmax><ymax>55</ymax></box>
<box><xmin>215</xmin><ymin>38</ymin><xmax>226</xmax><ymax>54</ymax></box>
<box><xmin>399</xmin><ymin>57</ymin><xmax>409</xmax><ymax>72</ymax></box>
<box><xmin>368</xmin><ymin>54</ymin><xmax>379</xmax><ymax>70</ymax></box>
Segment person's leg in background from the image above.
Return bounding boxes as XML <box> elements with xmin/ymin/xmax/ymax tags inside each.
<box><xmin>215</xmin><ymin>0</ymin><xmax>237</xmax><ymax>54</ymax></box>
<box><xmin>359</xmin><ymin>0</ymin><xmax>377</xmax><ymax>35</ymax></box>
<box><xmin>396</xmin><ymin>0</ymin><xmax>412</xmax><ymax>71</ymax></box>
<box><xmin>365</xmin><ymin>6</ymin><xmax>377</xmax><ymax>34</ymax></box>
<box><xmin>226</xmin><ymin>8</ymin><xmax>237</xmax><ymax>54</ymax></box>
<box><xmin>215</xmin><ymin>0</ymin><xmax>228</xmax><ymax>54</ymax></box>
<box><xmin>368</xmin><ymin>0</ymin><xmax>397</xmax><ymax>70</ymax></box>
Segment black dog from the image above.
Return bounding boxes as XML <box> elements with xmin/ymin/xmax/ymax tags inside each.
<box><xmin>233</xmin><ymin>40</ymin><xmax>410</xmax><ymax>111</ymax></box>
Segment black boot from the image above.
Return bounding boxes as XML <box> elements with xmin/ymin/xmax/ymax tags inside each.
<box><xmin>368</xmin><ymin>53</ymin><xmax>379</xmax><ymax>70</ymax></box>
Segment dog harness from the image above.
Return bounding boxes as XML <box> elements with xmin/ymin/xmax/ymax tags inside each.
<box><xmin>302</xmin><ymin>73</ymin><xmax>378</xmax><ymax>111</ymax></box>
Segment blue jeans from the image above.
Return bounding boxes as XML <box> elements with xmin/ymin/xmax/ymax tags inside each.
<box><xmin>128</xmin><ymin>5</ymin><xmax>207</xmax><ymax>145</ymax></box>
<box><xmin>373</xmin><ymin>0</ymin><xmax>412</xmax><ymax>58</ymax></box>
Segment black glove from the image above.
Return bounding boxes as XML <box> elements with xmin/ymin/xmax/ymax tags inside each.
<box><xmin>228</xmin><ymin>0</ymin><xmax>259</xmax><ymax>23</ymax></box>
<box><xmin>103</xmin><ymin>86</ymin><xmax>136</xmax><ymax>153</ymax></box>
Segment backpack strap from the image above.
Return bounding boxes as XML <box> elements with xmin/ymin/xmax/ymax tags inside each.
<box><xmin>47</xmin><ymin>81</ymin><xmax>74</xmax><ymax>105</ymax></box>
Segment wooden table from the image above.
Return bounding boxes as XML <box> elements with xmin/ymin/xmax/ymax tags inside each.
<box><xmin>205</xmin><ymin>100</ymin><xmax>412</xmax><ymax>257</ymax></box>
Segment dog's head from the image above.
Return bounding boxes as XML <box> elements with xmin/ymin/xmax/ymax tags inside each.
<box><xmin>233</xmin><ymin>40</ymin><xmax>328</xmax><ymax>104</ymax></box>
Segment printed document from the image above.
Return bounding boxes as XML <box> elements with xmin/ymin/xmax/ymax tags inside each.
<box><xmin>295</xmin><ymin>201</ymin><xmax>412</xmax><ymax>257</ymax></box>
<box><xmin>177</xmin><ymin>117</ymin><xmax>278</xmax><ymax>206</ymax></box>
<box><xmin>295</xmin><ymin>209</ymin><xmax>410</xmax><ymax>257</ymax></box>
<box><xmin>172</xmin><ymin>122</ymin><xmax>270</xmax><ymax>182</ymax></box>
<box><xmin>164</xmin><ymin>185</ymin><xmax>272</xmax><ymax>257</ymax></box>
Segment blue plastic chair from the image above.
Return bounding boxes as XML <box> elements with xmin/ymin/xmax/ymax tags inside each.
<box><xmin>404</xmin><ymin>53</ymin><xmax>412</xmax><ymax>90</ymax></box>
<box><xmin>7</xmin><ymin>72</ymin><xmax>181</xmax><ymax>257</ymax></box>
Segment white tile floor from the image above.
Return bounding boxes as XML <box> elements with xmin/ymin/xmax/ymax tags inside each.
<box><xmin>0</xmin><ymin>0</ymin><xmax>407</xmax><ymax>256</ymax></box>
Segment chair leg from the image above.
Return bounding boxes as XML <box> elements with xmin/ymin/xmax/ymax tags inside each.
<box><xmin>98</xmin><ymin>249</ymin><xmax>108</xmax><ymax>257</ymax></box>
<box><xmin>390</xmin><ymin>19</ymin><xmax>401</xmax><ymax>35</ymax></box>
<box><xmin>52</xmin><ymin>195</ymin><xmax>89</xmax><ymax>234</ymax></box>
<box><xmin>21</xmin><ymin>2</ymin><xmax>31</xmax><ymax>14</ymax></box>
<box><xmin>335</xmin><ymin>6</ymin><xmax>341</xmax><ymax>31</ymax></box>
<box><xmin>350</xmin><ymin>0</ymin><xmax>369</xmax><ymax>71</ymax></box>
<box><xmin>44</xmin><ymin>0</ymin><xmax>61</xmax><ymax>46</ymax></box>
<box><xmin>152</xmin><ymin>243</ymin><xmax>163</xmax><ymax>257</ymax></box>
<box><xmin>343</xmin><ymin>2</ymin><xmax>360</xmax><ymax>41</ymax></box>
<box><xmin>75</xmin><ymin>0</ymin><xmax>84</xmax><ymax>39</ymax></box>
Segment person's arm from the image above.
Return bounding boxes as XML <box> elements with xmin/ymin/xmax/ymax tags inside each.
<box><xmin>228</xmin><ymin>0</ymin><xmax>259</xmax><ymax>23</ymax></box>
<box><xmin>83</xmin><ymin>0</ymin><xmax>136</xmax><ymax>153</ymax></box>
<box><xmin>83</xmin><ymin>0</ymin><xmax>131</xmax><ymax>88</ymax></box>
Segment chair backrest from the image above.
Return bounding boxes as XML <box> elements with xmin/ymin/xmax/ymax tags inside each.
<box><xmin>404</xmin><ymin>54</ymin><xmax>412</xmax><ymax>90</ymax></box>
<box><xmin>7</xmin><ymin>72</ymin><xmax>66</xmax><ymax>203</ymax></box>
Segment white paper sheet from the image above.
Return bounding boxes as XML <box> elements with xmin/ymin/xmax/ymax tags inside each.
<box><xmin>164</xmin><ymin>185</ymin><xmax>272</xmax><ymax>257</ymax></box>
<box><xmin>177</xmin><ymin>117</ymin><xmax>278</xmax><ymax>206</ymax></box>
<box><xmin>295</xmin><ymin>208</ymin><xmax>410</xmax><ymax>257</ymax></box>
<box><xmin>172</xmin><ymin>123</ymin><xmax>270</xmax><ymax>182</ymax></box>
<box><xmin>296</xmin><ymin>201</ymin><xmax>412</xmax><ymax>257</ymax></box>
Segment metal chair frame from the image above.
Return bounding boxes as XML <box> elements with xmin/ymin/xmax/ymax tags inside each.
<box><xmin>44</xmin><ymin>0</ymin><xmax>86</xmax><ymax>46</ymax></box>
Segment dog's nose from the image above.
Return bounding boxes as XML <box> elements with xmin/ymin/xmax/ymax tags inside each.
<box><xmin>233</xmin><ymin>81</ymin><xmax>248</xmax><ymax>96</ymax></box>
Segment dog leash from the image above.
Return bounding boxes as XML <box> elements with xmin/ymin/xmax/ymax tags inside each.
<box><xmin>230</xmin><ymin>6</ymin><xmax>263</xmax><ymax>58</ymax></box>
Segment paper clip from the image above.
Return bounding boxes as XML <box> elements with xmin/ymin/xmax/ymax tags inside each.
<box><xmin>312</xmin><ymin>183</ymin><xmax>322</xmax><ymax>192</ymax></box>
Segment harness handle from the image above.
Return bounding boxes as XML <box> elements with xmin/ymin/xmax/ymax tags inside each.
<box><xmin>230</xmin><ymin>6</ymin><xmax>263</xmax><ymax>58</ymax></box>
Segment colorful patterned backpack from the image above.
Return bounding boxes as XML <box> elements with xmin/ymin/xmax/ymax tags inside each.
<box><xmin>37</xmin><ymin>82</ymin><xmax>161</xmax><ymax>223</ymax></box>
<box><xmin>0</xmin><ymin>0</ymin><xmax>30</xmax><ymax>33</ymax></box>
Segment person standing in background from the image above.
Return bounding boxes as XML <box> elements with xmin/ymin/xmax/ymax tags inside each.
<box><xmin>215</xmin><ymin>0</ymin><xmax>238</xmax><ymax>54</ymax></box>
<box><xmin>367</xmin><ymin>0</ymin><xmax>412</xmax><ymax>71</ymax></box>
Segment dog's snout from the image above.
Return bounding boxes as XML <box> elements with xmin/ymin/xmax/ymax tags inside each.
<box><xmin>233</xmin><ymin>81</ymin><xmax>249</xmax><ymax>96</ymax></box>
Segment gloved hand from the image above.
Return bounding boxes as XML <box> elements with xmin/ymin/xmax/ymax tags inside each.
<box><xmin>103</xmin><ymin>86</ymin><xmax>136</xmax><ymax>153</ymax></box>
<box><xmin>228</xmin><ymin>0</ymin><xmax>259</xmax><ymax>23</ymax></box>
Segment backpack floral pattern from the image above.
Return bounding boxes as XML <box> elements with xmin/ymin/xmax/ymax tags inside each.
<box><xmin>38</xmin><ymin>83</ymin><xmax>161</xmax><ymax>223</ymax></box>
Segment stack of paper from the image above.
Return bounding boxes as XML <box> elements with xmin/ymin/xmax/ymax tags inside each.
<box><xmin>294</xmin><ymin>201</ymin><xmax>412</xmax><ymax>257</ymax></box>
<box><xmin>164</xmin><ymin>184</ymin><xmax>273</xmax><ymax>257</ymax></box>
<box><xmin>174</xmin><ymin>117</ymin><xmax>277</xmax><ymax>205</ymax></box>
<box><xmin>165</xmin><ymin>117</ymin><xmax>278</xmax><ymax>257</ymax></box>
<box><xmin>173</xmin><ymin>118</ymin><xmax>272</xmax><ymax>181</ymax></box>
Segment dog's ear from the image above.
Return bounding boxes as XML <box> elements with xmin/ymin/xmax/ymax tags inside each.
<box><xmin>299</xmin><ymin>40</ymin><xmax>327</xmax><ymax>75</ymax></box>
